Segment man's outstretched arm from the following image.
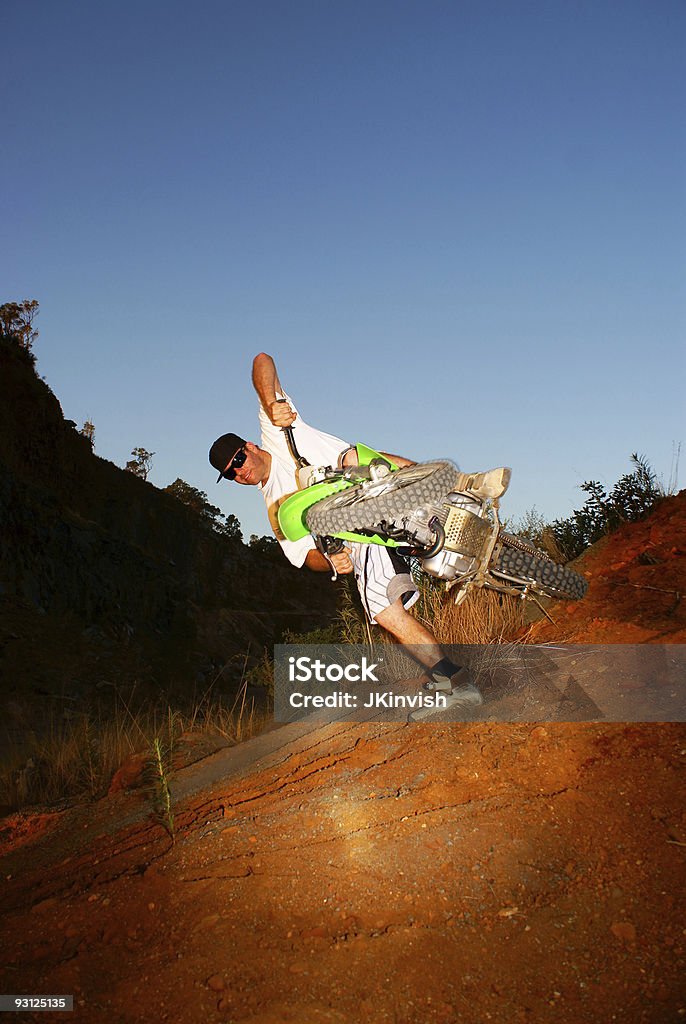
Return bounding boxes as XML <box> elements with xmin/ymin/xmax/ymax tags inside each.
<box><xmin>252</xmin><ymin>353</ymin><xmax>296</xmax><ymax>427</ymax></box>
<box><xmin>254</xmin><ymin>353</ymin><xmax>414</xmax><ymax>464</ymax></box>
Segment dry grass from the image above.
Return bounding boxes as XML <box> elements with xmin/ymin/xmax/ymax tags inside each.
<box><xmin>413</xmin><ymin>582</ymin><xmax>527</xmax><ymax>645</ymax></box>
<box><xmin>336</xmin><ymin>576</ymin><xmax>527</xmax><ymax>648</ymax></box>
<box><xmin>0</xmin><ymin>680</ymin><xmax>268</xmax><ymax>813</ymax></box>
<box><xmin>337</xmin><ymin>578</ymin><xmax>374</xmax><ymax>644</ymax></box>
<box><xmin>324</xmin><ymin>574</ymin><xmax>530</xmax><ymax>686</ymax></box>
<box><xmin>148</xmin><ymin>735</ymin><xmax>175</xmax><ymax>841</ymax></box>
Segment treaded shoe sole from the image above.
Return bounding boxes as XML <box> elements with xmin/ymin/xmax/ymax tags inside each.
<box><xmin>408</xmin><ymin>682</ymin><xmax>484</xmax><ymax>721</ymax></box>
<box><xmin>449</xmin><ymin>683</ymin><xmax>484</xmax><ymax>706</ymax></box>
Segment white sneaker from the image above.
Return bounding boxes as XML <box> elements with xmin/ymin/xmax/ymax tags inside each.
<box><xmin>421</xmin><ymin>667</ymin><xmax>484</xmax><ymax>705</ymax></box>
<box><xmin>448</xmin><ymin>681</ymin><xmax>484</xmax><ymax>707</ymax></box>
<box><xmin>409</xmin><ymin>676</ymin><xmax>483</xmax><ymax>721</ymax></box>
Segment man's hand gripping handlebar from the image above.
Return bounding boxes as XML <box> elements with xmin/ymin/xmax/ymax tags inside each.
<box><xmin>276</xmin><ymin>400</ymin><xmax>352</xmax><ymax>580</ymax></box>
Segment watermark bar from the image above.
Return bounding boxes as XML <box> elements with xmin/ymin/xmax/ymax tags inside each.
<box><xmin>0</xmin><ymin>996</ymin><xmax>73</xmax><ymax>1012</ymax></box>
<box><xmin>274</xmin><ymin>644</ymin><xmax>686</xmax><ymax>724</ymax></box>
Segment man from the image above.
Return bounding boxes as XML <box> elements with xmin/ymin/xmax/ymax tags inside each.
<box><xmin>210</xmin><ymin>353</ymin><xmax>510</xmax><ymax>706</ymax></box>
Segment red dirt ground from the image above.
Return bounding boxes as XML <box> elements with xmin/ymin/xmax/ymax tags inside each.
<box><xmin>522</xmin><ymin>489</ymin><xmax>686</xmax><ymax>645</ymax></box>
<box><xmin>1</xmin><ymin>494</ymin><xmax>684</xmax><ymax>1024</ymax></box>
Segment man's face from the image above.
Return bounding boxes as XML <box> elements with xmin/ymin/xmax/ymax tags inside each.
<box><xmin>228</xmin><ymin>442</ymin><xmax>267</xmax><ymax>487</ymax></box>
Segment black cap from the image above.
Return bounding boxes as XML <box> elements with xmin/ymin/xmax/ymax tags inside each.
<box><xmin>209</xmin><ymin>432</ymin><xmax>247</xmax><ymax>482</ymax></box>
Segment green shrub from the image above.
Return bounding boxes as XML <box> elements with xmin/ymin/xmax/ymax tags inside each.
<box><xmin>509</xmin><ymin>454</ymin><xmax>665</xmax><ymax>563</ymax></box>
<box><xmin>551</xmin><ymin>453</ymin><xmax>664</xmax><ymax>560</ymax></box>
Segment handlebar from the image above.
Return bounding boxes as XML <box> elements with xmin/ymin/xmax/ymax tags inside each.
<box><xmin>276</xmin><ymin>400</ymin><xmax>310</xmax><ymax>470</ymax></box>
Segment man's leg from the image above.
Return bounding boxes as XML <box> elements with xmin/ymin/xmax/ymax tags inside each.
<box><xmin>374</xmin><ymin>597</ymin><xmax>444</xmax><ymax>670</ymax></box>
<box><xmin>348</xmin><ymin>545</ymin><xmax>482</xmax><ymax>703</ymax></box>
<box><xmin>376</xmin><ymin>598</ymin><xmax>482</xmax><ymax>703</ymax></box>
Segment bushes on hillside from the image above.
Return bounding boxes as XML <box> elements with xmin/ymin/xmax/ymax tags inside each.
<box><xmin>164</xmin><ymin>478</ymin><xmax>243</xmax><ymax>540</ymax></box>
<box><xmin>512</xmin><ymin>454</ymin><xmax>666</xmax><ymax>562</ymax></box>
<box><xmin>0</xmin><ymin>300</ymin><xmax>39</xmax><ymax>353</ymax></box>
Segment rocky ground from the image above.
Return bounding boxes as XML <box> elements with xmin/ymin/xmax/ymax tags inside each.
<box><xmin>0</xmin><ymin>493</ymin><xmax>684</xmax><ymax>1024</ymax></box>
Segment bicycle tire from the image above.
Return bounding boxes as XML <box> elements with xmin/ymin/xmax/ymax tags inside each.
<box><xmin>305</xmin><ymin>461</ymin><xmax>460</xmax><ymax>536</ymax></box>
<box><xmin>493</xmin><ymin>534</ymin><xmax>587</xmax><ymax>601</ymax></box>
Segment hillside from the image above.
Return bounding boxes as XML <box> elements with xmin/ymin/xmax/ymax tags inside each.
<box><xmin>0</xmin><ymin>486</ymin><xmax>684</xmax><ymax>1023</ymax></box>
<box><xmin>522</xmin><ymin>488</ymin><xmax>686</xmax><ymax>644</ymax></box>
<box><xmin>0</xmin><ymin>337</ymin><xmax>337</xmax><ymax>711</ymax></box>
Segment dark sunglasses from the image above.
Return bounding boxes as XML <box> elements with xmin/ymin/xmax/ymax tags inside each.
<box><xmin>222</xmin><ymin>448</ymin><xmax>247</xmax><ymax>481</ymax></box>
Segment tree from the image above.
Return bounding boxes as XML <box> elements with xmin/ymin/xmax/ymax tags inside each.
<box><xmin>551</xmin><ymin>453</ymin><xmax>664</xmax><ymax>560</ymax></box>
<box><xmin>164</xmin><ymin>478</ymin><xmax>243</xmax><ymax>541</ymax></box>
<box><xmin>80</xmin><ymin>420</ymin><xmax>95</xmax><ymax>448</ymax></box>
<box><xmin>249</xmin><ymin>534</ymin><xmax>281</xmax><ymax>558</ymax></box>
<box><xmin>0</xmin><ymin>299</ymin><xmax>39</xmax><ymax>351</ymax></box>
<box><xmin>220</xmin><ymin>513</ymin><xmax>243</xmax><ymax>540</ymax></box>
<box><xmin>164</xmin><ymin>478</ymin><xmax>213</xmax><ymax>516</ymax></box>
<box><xmin>125</xmin><ymin>447</ymin><xmax>155</xmax><ymax>480</ymax></box>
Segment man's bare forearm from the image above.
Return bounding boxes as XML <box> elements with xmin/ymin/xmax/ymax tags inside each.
<box><xmin>379</xmin><ymin>451</ymin><xmax>415</xmax><ymax>468</ymax></box>
<box><xmin>304</xmin><ymin>549</ymin><xmax>331</xmax><ymax>571</ymax></box>
<box><xmin>252</xmin><ymin>353</ymin><xmax>281</xmax><ymax>410</ymax></box>
<box><xmin>341</xmin><ymin>448</ymin><xmax>415</xmax><ymax>469</ymax></box>
<box><xmin>252</xmin><ymin>353</ymin><xmax>296</xmax><ymax>427</ymax></box>
<box><xmin>304</xmin><ymin>549</ymin><xmax>354</xmax><ymax>574</ymax></box>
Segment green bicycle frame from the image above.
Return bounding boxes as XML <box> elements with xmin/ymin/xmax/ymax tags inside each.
<box><xmin>277</xmin><ymin>443</ymin><xmax>402</xmax><ymax>547</ymax></box>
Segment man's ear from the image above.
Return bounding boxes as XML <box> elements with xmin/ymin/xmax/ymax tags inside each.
<box><xmin>245</xmin><ymin>441</ymin><xmax>259</xmax><ymax>452</ymax></box>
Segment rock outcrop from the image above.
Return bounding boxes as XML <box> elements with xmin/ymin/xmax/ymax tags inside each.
<box><xmin>0</xmin><ymin>337</ymin><xmax>336</xmax><ymax>701</ymax></box>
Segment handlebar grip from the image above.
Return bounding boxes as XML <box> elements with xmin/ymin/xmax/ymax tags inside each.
<box><xmin>276</xmin><ymin>401</ymin><xmax>310</xmax><ymax>468</ymax></box>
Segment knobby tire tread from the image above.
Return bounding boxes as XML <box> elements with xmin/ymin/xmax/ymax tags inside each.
<box><xmin>305</xmin><ymin>461</ymin><xmax>460</xmax><ymax>536</ymax></box>
<box><xmin>494</xmin><ymin>537</ymin><xmax>587</xmax><ymax>600</ymax></box>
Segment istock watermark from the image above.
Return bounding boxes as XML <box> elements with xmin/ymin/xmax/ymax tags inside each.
<box><xmin>287</xmin><ymin>655</ymin><xmax>381</xmax><ymax>683</ymax></box>
<box><xmin>273</xmin><ymin>643</ymin><xmax>686</xmax><ymax>725</ymax></box>
<box><xmin>276</xmin><ymin>647</ymin><xmax>448</xmax><ymax>720</ymax></box>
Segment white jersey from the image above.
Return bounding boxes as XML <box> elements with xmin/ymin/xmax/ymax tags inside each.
<box><xmin>258</xmin><ymin>391</ymin><xmax>349</xmax><ymax>568</ymax></box>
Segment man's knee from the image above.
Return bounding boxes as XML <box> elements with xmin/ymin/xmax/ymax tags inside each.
<box><xmin>376</xmin><ymin>597</ymin><xmax>442</xmax><ymax>649</ymax></box>
<box><xmin>375</xmin><ymin>598</ymin><xmax>426</xmax><ymax>642</ymax></box>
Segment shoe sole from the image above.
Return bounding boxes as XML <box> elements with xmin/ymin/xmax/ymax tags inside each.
<box><xmin>408</xmin><ymin>686</ymin><xmax>484</xmax><ymax>722</ymax></box>
<box><xmin>449</xmin><ymin>686</ymin><xmax>484</xmax><ymax>706</ymax></box>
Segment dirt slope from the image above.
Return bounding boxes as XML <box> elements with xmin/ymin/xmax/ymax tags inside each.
<box><xmin>523</xmin><ymin>490</ymin><xmax>686</xmax><ymax>644</ymax></box>
<box><xmin>0</xmin><ymin>337</ymin><xmax>337</xmax><ymax>711</ymax></box>
<box><xmin>1</xmin><ymin>496</ymin><xmax>684</xmax><ymax>1024</ymax></box>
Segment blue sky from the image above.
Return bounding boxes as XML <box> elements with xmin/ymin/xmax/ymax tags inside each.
<box><xmin>3</xmin><ymin>0</ymin><xmax>684</xmax><ymax>540</ymax></box>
